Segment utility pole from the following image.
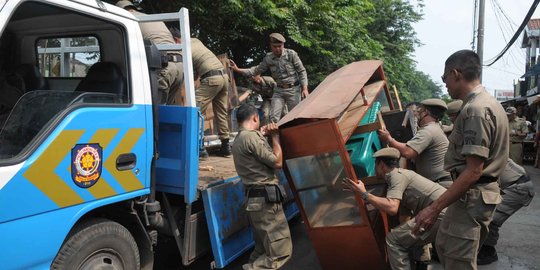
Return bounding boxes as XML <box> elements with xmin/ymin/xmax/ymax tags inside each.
<box><xmin>477</xmin><ymin>0</ymin><xmax>485</xmax><ymax>82</ymax></box>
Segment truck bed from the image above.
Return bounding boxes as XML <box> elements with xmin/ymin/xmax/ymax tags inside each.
<box><xmin>198</xmin><ymin>156</ymin><xmax>238</xmax><ymax>190</ymax></box>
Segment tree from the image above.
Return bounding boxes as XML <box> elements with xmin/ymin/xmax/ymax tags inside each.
<box><xmin>137</xmin><ymin>0</ymin><xmax>441</xmax><ymax>101</ymax></box>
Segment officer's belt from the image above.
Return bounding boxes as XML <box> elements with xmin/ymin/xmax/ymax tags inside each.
<box><xmin>451</xmin><ymin>170</ymin><xmax>498</xmax><ymax>184</ymax></box>
<box><xmin>277</xmin><ymin>81</ymin><xmax>299</xmax><ymax>89</ymax></box>
<box><xmin>166</xmin><ymin>54</ymin><xmax>183</xmax><ymax>62</ymax></box>
<box><xmin>501</xmin><ymin>175</ymin><xmax>530</xmax><ymax>190</ymax></box>
<box><xmin>201</xmin><ymin>68</ymin><xmax>225</xmax><ymax>80</ymax></box>
<box><xmin>435</xmin><ymin>175</ymin><xmax>452</xmax><ymax>183</ymax></box>
<box><xmin>247</xmin><ymin>186</ymin><xmax>267</xmax><ymax>198</ymax></box>
<box><xmin>511</xmin><ymin>141</ymin><xmax>523</xmax><ymax>144</ymax></box>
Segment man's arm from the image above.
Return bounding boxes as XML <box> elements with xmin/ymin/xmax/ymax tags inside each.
<box><xmin>342</xmin><ymin>177</ymin><xmax>400</xmax><ymax>216</ymax></box>
<box><xmin>412</xmin><ymin>155</ymin><xmax>484</xmax><ymax>234</ymax></box>
<box><xmin>237</xmin><ymin>89</ymin><xmax>252</xmax><ymax>103</ymax></box>
<box><xmin>378</xmin><ymin>128</ymin><xmax>419</xmax><ymax>159</ymax></box>
<box><xmin>259</xmin><ymin>123</ymin><xmax>282</xmax><ymax>169</ymax></box>
<box><xmin>230</xmin><ymin>59</ymin><xmax>268</xmax><ymax>77</ymax></box>
<box><xmin>290</xmin><ymin>50</ymin><xmax>309</xmax><ymax>98</ymax></box>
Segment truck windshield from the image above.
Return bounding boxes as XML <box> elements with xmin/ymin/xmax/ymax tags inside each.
<box><xmin>0</xmin><ymin>90</ymin><xmax>118</xmax><ymax>160</ymax></box>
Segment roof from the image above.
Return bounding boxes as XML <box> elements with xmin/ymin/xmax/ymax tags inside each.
<box><xmin>522</xmin><ymin>18</ymin><xmax>540</xmax><ymax>47</ymax></box>
<box><xmin>278</xmin><ymin>60</ymin><xmax>384</xmax><ymax>127</ymax></box>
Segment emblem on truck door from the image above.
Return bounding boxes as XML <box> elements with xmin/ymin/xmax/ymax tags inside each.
<box><xmin>71</xmin><ymin>144</ymin><xmax>103</xmax><ymax>188</ymax></box>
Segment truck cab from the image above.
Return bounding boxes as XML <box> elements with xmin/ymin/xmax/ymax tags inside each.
<box><xmin>0</xmin><ymin>1</ymin><xmax>296</xmax><ymax>269</ymax></box>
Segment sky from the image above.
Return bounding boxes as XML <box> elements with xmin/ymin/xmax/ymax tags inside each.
<box><xmin>413</xmin><ymin>0</ymin><xmax>540</xmax><ymax>95</ymax></box>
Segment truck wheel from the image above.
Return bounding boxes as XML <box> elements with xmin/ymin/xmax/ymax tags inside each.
<box><xmin>52</xmin><ymin>218</ymin><xmax>140</xmax><ymax>270</ymax></box>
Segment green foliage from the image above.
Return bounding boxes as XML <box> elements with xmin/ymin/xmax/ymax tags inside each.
<box><xmin>140</xmin><ymin>0</ymin><xmax>441</xmax><ymax>102</ymax></box>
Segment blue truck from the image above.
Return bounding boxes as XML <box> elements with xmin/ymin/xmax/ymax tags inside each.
<box><xmin>0</xmin><ymin>1</ymin><xmax>297</xmax><ymax>269</ymax></box>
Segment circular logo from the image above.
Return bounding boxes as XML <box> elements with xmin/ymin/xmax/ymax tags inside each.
<box><xmin>72</xmin><ymin>144</ymin><xmax>102</xmax><ymax>188</ymax></box>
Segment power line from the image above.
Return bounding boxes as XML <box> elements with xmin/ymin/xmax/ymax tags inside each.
<box><xmin>484</xmin><ymin>0</ymin><xmax>540</xmax><ymax>66</ymax></box>
<box><xmin>489</xmin><ymin>0</ymin><xmax>525</xmax><ymax>70</ymax></box>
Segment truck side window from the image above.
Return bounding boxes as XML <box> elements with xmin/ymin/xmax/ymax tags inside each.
<box><xmin>37</xmin><ymin>36</ymin><xmax>101</xmax><ymax>78</ymax></box>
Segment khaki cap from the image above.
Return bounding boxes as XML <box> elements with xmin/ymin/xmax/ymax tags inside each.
<box><xmin>420</xmin><ymin>98</ymin><xmax>447</xmax><ymax>110</ymax></box>
<box><xmin>447</xmin><ymin>100</ymin><xmax>463</xmax><ymax>114</ymax></box>
<box><xmin>269</xmin><ymin>33</ymin><xmax>286</xmax><ymax>43</ymax></box>
<box><xmin>373</xmin><ymin>147</ymin><xmax>400</xmax><ymax>159</ymax></box>
<box><xmin>116</xmin><ymin>0</ymin><xmax>136</xmax><ymax>9</ymax></box>
<box><xmin>506</xmin><ymin>106</ymin><xmax>517</xmax><ymax>114</ymax></box>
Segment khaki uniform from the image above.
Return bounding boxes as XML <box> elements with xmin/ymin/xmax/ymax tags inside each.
<box><xmin>438</xmin><ymin>85</ymin><xmax>508</xmax><ymax>270</ymax></box>
<box><xmin>250</xmin><ymin>76</ymin><xmax>276</xmax><ymax>125</ymax></box>
<box><xmin>231</xmin><ymin>128</ymin><xmax>292</xmax><ymax>270</ymax></box>
<box><xmin>384</xmin><ymin>168</ymin><xmax>447</xmax><ymax>270</ymax></box>
<box><xmin>240</xmin><ymin>49</ymin><xmax>307</xmax><ymax>122</ymax></box>
<box><xmin>191</xmin><ymin>38</ymin><xmax>230</xmax><ymax>140</ymax></box>
<box><xmin>133</xmin><ymin>10</ymin><xmax>182</xmax><ymax>104</ymax></box>
<box><xmin>406</xmin><ymin>122</ymin><xmax>452</xmax><ymax>187</ymax></box>
<box><xmin>508</xmin><ymin>117</ymin><xmax>527</xmax><ymax>165</ymax></box>
<box><xmin>484</xmin><ymin>159</ymin><xmax>535</xmax><ymax>246</ymax></box>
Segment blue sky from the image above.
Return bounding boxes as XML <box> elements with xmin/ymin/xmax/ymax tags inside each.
<box><xmin>413</xmin><ymin>0</ymin><xmax>540</xmax><ymax>95</ymax></box>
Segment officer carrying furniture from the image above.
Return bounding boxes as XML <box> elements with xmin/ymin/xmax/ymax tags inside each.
<box><xmin>116</xmin><ymin>1</ymin><xmax>183</xmax><ymax>105</ymax></box>
<box><xmin>342</xmin><ymin>147</ymin><xmax>447</xmax><ymax>270</ymax></box>
<box><xmin>230</xmin><ymin>33</ymin><xmax>308</xmax><ymax>123</ymax></box>
<box><xmin>237</xmin><ymin>75</ymin><xmax>277</xmax><ymax>126</ymax></box>
<box><xmin>231</xmin><ymin>104</ymin><xmax>292</xmax><ymax>270</ymax></box>
<box><xmin>378</xmin><ymin>98</ymin><xmax>452</xmax><ymax>188</ymax></box>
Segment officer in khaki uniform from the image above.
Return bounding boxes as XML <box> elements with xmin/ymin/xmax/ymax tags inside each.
<box><xmin>506</xmin><ymin>106</ymin><xmax>528</xmax><ymax>165</ymax></box>
<box><xmin>190</xmin><ymin>37</ymin><xmax>231</xmax><ymax>157</ymax></box>
<box><xmin>342</xmin><ymin>148</ymin><xmax>447</xmax><ymax>270</ymax></box>
<box><xmin>116</xmin><ymin>1</ymin><xmax>182</xmax><ymax>105</ymax></box>
<box><xmin>231</xmin><ymin>33</ymin><xmax>308</xmax><ymax>123</ymax></box>
<box><xmin>238</xmin><ymin>75</ymin><xmax>277</xmax><ymax>126</ymax></box>
<box><xmin>442</xmin><ymin>100</ymin><xmax>463</xmax><ymax>135</ymax></box>
<box><xmin>477</xmin><ymin>158</ymin><xmax>535</xmax><ymax>265</ymax></box>
<box><xmin>378</xmin><ymin>98</ymin><xmax>452</xmax><ymax>188</ymax></box>
<box><xmin>413</xmin><ymin>50</ymin><xmax>508</xmax><ymax>270</ymax></box>
<box><xmin>232</xmin><ymin>104</ymin><xmax>292</xmax><ymax>270</ymax></box>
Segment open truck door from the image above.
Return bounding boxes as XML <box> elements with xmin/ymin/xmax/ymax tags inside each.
<box><xmin>278</xmin><ymin>60</ymin><xmax>401</xmax><ymax>269</ymax></box>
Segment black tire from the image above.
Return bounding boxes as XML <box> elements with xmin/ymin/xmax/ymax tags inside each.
<box><xmin>52</xmin><ymin>218</ymin><xmax>140</xmax><ymax>270</ymax></box>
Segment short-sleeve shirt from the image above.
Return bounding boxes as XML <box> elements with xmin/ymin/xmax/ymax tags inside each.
<box><xmin>406</xmin><ymin>122</ymin><xmax>450</xmax><ymax>181</ymax></box>
<box><xmin>240</xmin><ymin>48</ymin><xmax>308</xmax><ymax>87</ymax></box>
<box><xmin>251</xmin><ymin>76</ymin><xmax>276</xmax><ymax>99</ymax></box>
<box><xmin>132</xmin><ymin>10</ymin><xmax>175</xmax><ymax>45</ymax></box>
<box><xmin>499</xmin><ymin>158</ymin><xmax>526</xmax><ymax>187</ymax></box>
<box><xmin>385</xmin><ymin>168</ymin><xmax>446</xmax><ymax>215</ymax></box>
<box><xmin>509</xmin><ymin>117</ymin><xmax>528</xmax><ymax>143</ymax></box>
<box><xmin>190</xmin><ymin>38</ymin><xmax>223</xmax><ymax>78</ymax></box>
<box><xmin>232</xmin><ymin>127</ymin><xmax>278</xmax><ymax>186</ymax></box>
<box><xmin>445</xmin><ymin>85</ymin><xmax>509</xmax><ymax>178</ymax></box>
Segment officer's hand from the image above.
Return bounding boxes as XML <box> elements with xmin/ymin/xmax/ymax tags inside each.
<box><xmin>341</xmin><ymin>177</ymin><xmax>366</xmax><ymax>194</ymax></box>
<box><xmin>302</xmin><ymin>89</ymin><xmax>309</xmax><ymax>99</ymax></box>
<box><xmin>261</xmin><ymin>123</ymin><xmax>279</xmax><ymax>136</ymax></box>
<box><xmin>229</xmin><ymin>60</ymin><xmax>239</xmax><ymax>72</ymax></box>
<box><xmin>377</xmin><ymin>128</ymin><xmax>391</xmax><ymax>143</ymax></box>
<box><xmin>412</xmin><ymin>205</ymin><xmax>439</xmax><ymax>236</ymax></box>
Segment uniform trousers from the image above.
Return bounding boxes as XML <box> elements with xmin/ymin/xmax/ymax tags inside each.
<box><xmin>509</xmin><ymin>142</ymin><xmax>523</xmax><ymax>165</ymax></box>
<box><xmin>270</xmin><ymin>85</ymin><xmax>300</xmax><ymax>123</ymax></box>
<box><xmin>157</xmin><ymin>61</ymin><xmax>183</xmax><ymax>105</ymax></box>
<box><xmin>386</xmin><ymin>211</ymin><xmax>445</xmax><ymax>270</ymax></box>
<box><xmin>435</xmin><ymin>182</ymin><xmax>501</xmax><ymax>270</ymax></box>
<box><xmin>243</xmin><ymin>197</ymin><xmax>292</xmax><ymax>270</ymax></box>
<box><xmin>484</xmin><ymin>180</ymin><xmax>535</xmax><ymax>246</ymax></box>
<box><xmin>196</xmin><ymin>74</ymin><xmax>230</xmax><ymax>140</ymax></box>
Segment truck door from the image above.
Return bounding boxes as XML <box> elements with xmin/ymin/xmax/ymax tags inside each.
<box><xmin>0</xmin><ymin>1</ymin><xmax>151</xmax><ymax>268</ymax></box>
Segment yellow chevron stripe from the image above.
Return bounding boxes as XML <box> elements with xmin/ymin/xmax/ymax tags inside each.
<box><xmin>85</xmin><ymin>129</ymin><xmax>120</xmax><ymax>199</ymax></box>
<box><xmin>24</xmin><ymin>130</ymin><xmax>85</xmax><ymax>207</ymax></box>
<box><xmin>105</xmin><ymin>128</ymin><xmax>145</xmax><ymax>191</ymax></box>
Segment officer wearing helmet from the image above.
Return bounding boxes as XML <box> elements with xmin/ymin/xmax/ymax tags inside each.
<box><xmin>378</xmin><ymin>98</ymin><xmax>452</xmax><ymax>188</ymax></box>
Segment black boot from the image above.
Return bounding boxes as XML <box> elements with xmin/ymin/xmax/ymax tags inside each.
<box><xmin>477</xmin><ymin>245</ymin><xmax>498</xmax><ymax>265</ymax></box>
<box><xmin>199</xmin><ymin>147</ymin><xmax>209</xmax><ymax>160</ymax></box>
<box><xmin>220</xmin><ymin>139</ymin><xmax>232</xmax><ymax>157</ymax></box>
